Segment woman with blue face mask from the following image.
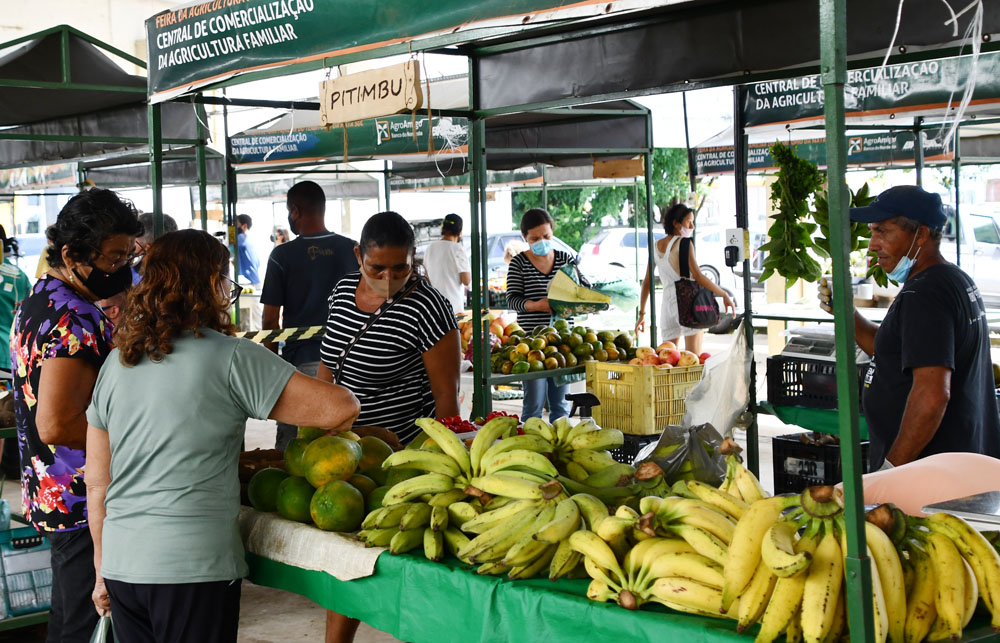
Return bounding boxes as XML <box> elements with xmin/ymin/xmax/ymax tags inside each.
<box><xmin>505</xmin><ymin>208</ymin><xmax>582</xmax><ymax>421</ymax></box>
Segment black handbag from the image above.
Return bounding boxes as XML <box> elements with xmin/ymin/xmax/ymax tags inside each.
<box><xmin>674</xmin><ymin>238</ymin><xmax>720</xmax><ymax>329</ymax></box>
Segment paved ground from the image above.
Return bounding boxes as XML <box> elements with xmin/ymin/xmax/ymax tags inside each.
<box><xmin>0</xmin><ymin>329</ymin><xmax>805</xmax><ymax>642</ymax></box>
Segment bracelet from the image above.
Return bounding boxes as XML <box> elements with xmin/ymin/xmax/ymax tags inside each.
<box><xmin>638</xmin><ymin>310</ymin><xmax>645</xmax><ymax>315</ymax></box>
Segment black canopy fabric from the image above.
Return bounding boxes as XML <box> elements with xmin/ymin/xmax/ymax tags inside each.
<box><xmin>477</xmin><ymin>0</ymin><xmax>1000</xmax><ymax>111</ymax></box>
<box><xmin>0</xmin><ymin>29</ymin><xmax>145</xmax><ymax>127</ymax></box>
<box><xmin>0</xmin><ymin>101</ymin><xmax>199</xmax><ymax>169</ymax></box>
<box><xmin>82</xmin><ymin>147</ymin><xmax>225</xmax><ymax>188</ymax></box>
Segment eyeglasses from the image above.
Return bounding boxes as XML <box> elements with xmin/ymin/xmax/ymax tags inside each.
<box><xmin>222</xmin><ymin>274</ymin><xmax>243</xmax><ymax>306</ymax></box>
<box><xmin>92</xmin><ymin>247</ymin><xmax>138</xmax><ymax>271</ymax></box>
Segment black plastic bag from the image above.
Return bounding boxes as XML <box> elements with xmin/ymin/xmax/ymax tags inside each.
<box><xmin>633</xmin><ymin>422</ymin><xmax>727</xmax><ymax>486</ymax></box>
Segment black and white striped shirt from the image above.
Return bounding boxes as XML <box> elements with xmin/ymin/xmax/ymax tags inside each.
<box><xmin>506</xmin><ymin>250</ymin><xmax>583</xmax><ymax>330</ymax></box>
<box><xmin>320</xmin><ymin>273</ymin><xmax>457</xmax><ymax>444</ymax></box>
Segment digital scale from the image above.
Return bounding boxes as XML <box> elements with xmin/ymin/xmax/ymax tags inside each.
<box><xmin>779</xmin><ymin>328</ymin><xmax>870</xmax><ymax>365</ymax></box>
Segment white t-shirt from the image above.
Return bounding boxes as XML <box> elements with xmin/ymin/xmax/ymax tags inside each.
<box><xmin>423</xmin><ymin>239</ymin><xmax>470</xmax><ymax>313</ymax></box>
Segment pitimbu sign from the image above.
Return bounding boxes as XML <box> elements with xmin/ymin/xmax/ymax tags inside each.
<box><xmin>319</xmin><ymin>61</ymin><xmax>423</xmax><ymax>127</ymax></box>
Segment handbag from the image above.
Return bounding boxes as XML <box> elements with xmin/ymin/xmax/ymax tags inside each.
<box><xmin>674</xmin><ymin>237</ymin><xmax>720</xmax><ymax>329</ymax></box>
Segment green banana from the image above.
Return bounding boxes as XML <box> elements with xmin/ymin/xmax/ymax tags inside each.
<box><xmin>446</xmin><ymin>502</ymin><xmax>479</xmax><ymax>528</ymax></box>
<box><xmin>563</xmin><ymin>418</ymin><xmax>599</xmax><ymax>445</ymax></box>
<box><xmin>570</xmin><ymin>448</ymin><xmax>620</xmax><ymax>474</ymax></box>
<box><xmin>522</xmin><ymin>417</ymin><xmax>555</xmax><ymax>442</ymax></box>
<box><xmin>382</xmin><ymin>474</ymin><xmax>456</xmax><ymax>506</ymax></box>
<box><xmin>460</xmin><ymin>498</ymin><xmax>540</xmax><ymax>534</ymax></box>
<box><xmin>481</xmin><ymin>448</ymin><xmax>558</xmax><ymax>477</ymax></box>
<box><xmin>565</xmin><ymin>461</ymin><xmax>591</xmax><ymax>483</ymax></box>
<box><xmin>423</xmin><ymin>528</ymin><xmax>445</xmax><ymax>562</ymax></box>
<box><xmin>381</xmin><ymin>449</ymin><xmax>462</xmax><ymax>478</ymax></box>
<box><xmin>469</xmin><ymin>474</ymin><xmax>545</xmax><ymax>500</ymax></box>
<box><xmin>480</xmin><ymin>434</ymin><xmax>552</xmax><ymax>465</ymax></box>
<box><xmin>374</xmin><ymin>503</ymin><xmax>414</xmax><ymax>528</ymax></box>
<box><xmin>429</xmin><ymin>505</ymin><xmax>448</xmax><ymax>532</ymax></box>
<box><xmin>389</xmin><ymin>527</ymin><xmax>424</xmax><ymax>554</ymax></box>
<box><xmin>363</xmin><ymin>527</ymin><xmax>397</xmax><ymax>548</ymax></box>
<box><xmin>427</xmin><ymin>488</ymin><xmax>467</xmax><ymax>507</ymax></box>
<box><xmin>442</xmin><ymin>527</ymin><xmax>473</xmax><ymax>564</ymax></box>
<box><xmin>583</xmin><ymin>463</ymin><xmax>636</xmax><ymax>489</ymax></box>
<box><xmin>569</xmin><ymin>427</ymin><xmax>625</xmax><ymax>452</ymax></box>
<box><xmin>509</xmin><ymin>544</ymin><xmax>557</xmax><ymax>580</ymax></box>
<box><xmin>399</xmin><ymin>503</ymin><xmax>432</xmax><ymax>531</ymax></box>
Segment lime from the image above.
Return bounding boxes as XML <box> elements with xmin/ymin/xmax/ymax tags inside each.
<box><xmin>553</xmin><ymin>319</ymin><xmax>569</xmax><ymax>332</ymax></box>
<box><xmin>528</xmin><ymin>359</ymin><xmax>545</xmax><ymax>372</ymax></box>
<box><xmin>572</xmin><ymin>326</ymin><xmax>588</xmax><ymax>337</ymax></box>
<box><xmin>512</xmin><ymin>361</ymin><xmax>531</xmax><ymax>374</ymax></box>
<box><xmin>529</xmin><ymin>337</ymin><xmax>547</xmax><ymax>351</ymax></box>
<box><xmin>573</xmin><ymin>343</ymin><xmax>593</xmax><ymax>357</ymax></box>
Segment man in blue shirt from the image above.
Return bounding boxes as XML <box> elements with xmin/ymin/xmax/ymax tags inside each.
<box><xmin>236</xmin><ymin>214</ymin><xmax>262</xmax><ymax>330</ymax></box>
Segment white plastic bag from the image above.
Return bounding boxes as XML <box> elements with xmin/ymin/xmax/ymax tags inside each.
<box><xmin>90</xmin><ymin>616</ymin><xmax>111</xmax><ymax>643</ymax></box>
<box><xmin>682</xmin><ymin>319</ymin><xmax>753</xmax><ymax>436</ymax></box>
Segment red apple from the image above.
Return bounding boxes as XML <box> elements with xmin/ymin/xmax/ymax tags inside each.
<box><xmin>635</xmin><ymin>347</ymin><xmax>657</xmax><ymax>360</ymax></box>
<box><xmin>656</xmin><ymin>341</ymin><xmax>677</xmax><ymax>352</ymax></box>
<box><xmin>699</xmin><ymin>352</ymin><xmax>711</xmax><ymax>364</ymax></box>
<box><xmin>677</xmin><ymin>350</ymin><xmax>700</xmax><ymax>367</ymax></box>
<box><xmin>658</xmin><ymin>348</ymin><xmax>681</xmax><ymax>366</ymax></box>
<box><xmin>640</xmin><ymin>355</ymin><xmax>660</xmax><ymax>366</ymax></box>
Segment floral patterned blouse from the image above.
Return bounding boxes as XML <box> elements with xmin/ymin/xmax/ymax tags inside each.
<box><xmin>10</xmin><ymin>275</ymin><xmax>112</xmax><ymax>532</ymax></box>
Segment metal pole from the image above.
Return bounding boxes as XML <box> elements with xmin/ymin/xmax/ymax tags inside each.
<box><xmin>681</xmin><ymin>92</ymin><xmax>697</xmax><ymax>193</ymax></box>
<box><xmin>644</xmin><ymin>151</ymin><xmax>657</xmax><ymax>345</ymax></box>
<box><xmin>384</xmin><ymin>160</ymin><xmax>391</xmax><ymax>211</ymax></box>
<box><xmin>542</xmin><ymin>165</ymin><xmax>548</xmax><ymax>211</ymax></box>
<box><xmin>954</xmin><ymin>134</ymin><xmax>961</xmax><ymax>268</ymax></box>
<box><xmin>469</xmin><ymin>55</ymin><xmax>490</xmax><ymax>419</ymax></box>
<box><xmin>733</xmin><ymin>86</ymin><xmax>758</xmax><ymax>476</ymax></box>
<box><xmin>914</xmin><ymin>116</ymin><xmax>925</xmax><ymax>187</ymax></box>
<box><xmin>147</xmin><ymin>103</ymin><xmax>164</xmax><ymax>237</ymax></box>
<box><xmin>820</xmin><ymin>0</ymin><xmax>875</xmax><ymax>639</ymax></box>
<box><xmin>633</xmin><ymin>179</ymin><xmax>641</xmax><ymax>283</ymax></box>
<box><xmin>223</xmin><ymin>98</ymin><xmax>241</xmax><ymax>327</ymax></box>
<box><xmin>196</xmin><ymin>101</ymin><xmax>209</xmax><ymax>232</ymax></box>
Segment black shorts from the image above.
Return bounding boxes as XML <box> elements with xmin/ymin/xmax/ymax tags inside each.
<box><xmin>104</xmin><ymin>578</ymin><xmax>242</xmax><ymax>643</ymax></box>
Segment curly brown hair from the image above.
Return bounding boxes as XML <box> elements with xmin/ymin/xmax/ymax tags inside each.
<box><xmin>115</xmin><ymin>229</ymin><xmax>237</xmax><ymax>366</ymax></box>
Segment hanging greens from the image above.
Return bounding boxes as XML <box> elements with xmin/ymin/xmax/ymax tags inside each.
<box><xmin>812</xmin><ymin>184</ymin><xmax>890</xmax><ymax>287</ymax></box>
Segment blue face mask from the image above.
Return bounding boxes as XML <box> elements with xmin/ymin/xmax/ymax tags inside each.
<box><xmin>530</xmin><ymin>239</ymin><xmax>552</xmax><ymax>256</ymax></box>
<box><xmin>887</xmin><ymin>232</ymin><xmax>920</xmax><ymax>282</ymax></box>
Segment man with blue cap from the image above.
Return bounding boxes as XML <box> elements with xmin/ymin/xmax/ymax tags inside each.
<box><xmin>820</xmin><ymin>185</ymin><xmax>1000</xmax><ymax>470</ymax></box>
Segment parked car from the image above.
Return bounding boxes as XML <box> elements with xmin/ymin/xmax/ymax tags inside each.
<box><xmin>940</xmin><ymin>207</ymin><xmax>1000</xmax><ymax>306</ymax></box>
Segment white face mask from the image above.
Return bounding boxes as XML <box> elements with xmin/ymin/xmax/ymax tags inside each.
<box><xmin>679</xmin><ymin>227</ymin><xmax>694</xmax><ymax>238</ymax></box>
<box><xmin>362</xmin><ymin>270</ymin><xmax>411</xmax><ymax>300</ymax></box>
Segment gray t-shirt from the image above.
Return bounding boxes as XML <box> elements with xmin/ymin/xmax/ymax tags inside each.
<box><xmin>86</xmin><ymin>329</ymin><xmax>295</xmax><ymax>584</ymax></box>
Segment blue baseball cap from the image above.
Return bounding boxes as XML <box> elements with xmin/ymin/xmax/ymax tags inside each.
<box><xmin>849</xmin><ymin>185</ymin><xmax>946</xmax><ymax>230</ymax></box>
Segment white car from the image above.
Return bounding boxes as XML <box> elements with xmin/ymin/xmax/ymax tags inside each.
<box><xmin>578</xmin><ymin>226</ymin><xmax>734</xmax><ymax>292</ymax></box>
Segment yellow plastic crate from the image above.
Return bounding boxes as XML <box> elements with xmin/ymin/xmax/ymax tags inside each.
<box><xmin>586</xmin><ymin>362</ymin><xmax>705</xmax><ymax>435</ymax></box>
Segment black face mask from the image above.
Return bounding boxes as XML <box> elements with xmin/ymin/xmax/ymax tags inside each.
<box><xmin>73</xmin><ymin>263</ymin><xmax>133</xmax><ymax>299</ymax></box>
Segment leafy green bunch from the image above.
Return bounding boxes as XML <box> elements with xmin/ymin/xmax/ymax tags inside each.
<box><xmin>812</xmin><ymin>184</ymin><xmax>891</xmax><ymax>287</ymax></box>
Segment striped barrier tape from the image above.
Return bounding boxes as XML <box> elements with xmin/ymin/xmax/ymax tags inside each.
<box><xmin>236</xmin><ymin>326</ymin><xmax>325</xmax><ymax>344</ymax></box>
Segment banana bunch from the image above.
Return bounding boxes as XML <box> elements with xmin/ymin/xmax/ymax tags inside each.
<box><xmin>523</xmin><ymin>416</ymin><xmax>625</xmax><ymax>479</ymax></box>
<box><xmin>358</xmin><ymin>494</ymin><xmax>451</xmax><ymax>560</ymax></box>
<box><xmin>719</xmin><ymin>453</ymin><xmax>770</xmax><ymax>504</ymax></box>
<box><xmin>571</xmin><ymin>501</ymin><xmax>737</xmax><ymax>617</ymax></box>
<box><xmin>456</xmin><ymin>490</ymin><xmax>608</xmax><ymax>581</ymax></box>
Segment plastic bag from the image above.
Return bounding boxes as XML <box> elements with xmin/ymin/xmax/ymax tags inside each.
<box><xmin>682</xmin><ymin>318</ymin><xmax>753</xmax><ymax>436</ymax></box>
<box><xmin>589</xmin><ymin>278</ymin><xmax>641</xmax><ymax>312</ymax></box>
<box><xmin>633</xmin><ymin>422</ymin><xmax>727</xmax><ymax>485</ymax></box>
<box><xmin>90</xmin><ymin>616</ymin><xmax>111</xmax><ymax>643</ymax></box>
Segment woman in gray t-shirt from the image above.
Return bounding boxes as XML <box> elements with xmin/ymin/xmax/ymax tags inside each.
<box><xmin>85</xmin><ymin>230</ymin><xmax>360</xmax><ymax>643</ymax></box>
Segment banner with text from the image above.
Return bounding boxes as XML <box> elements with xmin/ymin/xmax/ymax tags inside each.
<box><xmin>145</xmin><ymin>0</ymin><xmax>642</xmax><ymax>102</ymax></box>
<box><xmin>0</xmin><ymin>164</ymin><xmax>77</xmax><ymax>192</ymax></box>
<box><xmin>230</xmin><ymin>114</ymin><xmax>469</xmax><ymax>165</ymax></box>
<box><xmin>744</xmin><ymin>53</ymin><xmax>1000</xmax><ymax>127</ymax></box>
<box><xmin>693</xmin><ymin>132</ymin><xmax>951</xmax><ymax>176</ymax></box>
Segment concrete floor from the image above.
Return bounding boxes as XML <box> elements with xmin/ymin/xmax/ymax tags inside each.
<box><xmin>0</xmin><ymin>329</ymin><xmax>804</xmax><ymax>642</ymax></box>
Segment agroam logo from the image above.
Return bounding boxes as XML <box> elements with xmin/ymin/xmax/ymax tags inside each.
<box><xmin>376</xmin><ymin>120</ymin><xmax>390</xmax><ymax>144</ymax></box>
<box><xmin>847</xmin><ymin>137</ymin><xmax>863</xmax><ymax>155</ymax></box>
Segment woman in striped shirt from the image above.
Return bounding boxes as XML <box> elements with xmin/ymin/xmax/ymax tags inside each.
<box><xmin>506</xmin><ymin>208</ymin><xmax>582</xmax><ymax>422</ymax></box>
<box><xmin>316</xmin><ymin>211</ymin><xmax>460</xmax><ymax>446</ymax></box>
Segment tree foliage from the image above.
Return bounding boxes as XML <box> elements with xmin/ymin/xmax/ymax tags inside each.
<box><xmin>510</xmin><ymin>148</ymin><xmax>693</xmax><ymax>250</ymax></box>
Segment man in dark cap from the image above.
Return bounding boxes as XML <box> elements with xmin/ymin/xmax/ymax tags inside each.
<box><xmin>820</xmin><ymin>185</ymin><xmax>1000</xmax><ymax>469</ymax></box>
<box><xmin>422</xmin><ymin>213</ymin><xmax>470</xmax><ymax>314</ymax></box>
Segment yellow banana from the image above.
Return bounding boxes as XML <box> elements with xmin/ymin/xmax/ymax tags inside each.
<box><xmin>672</xmin><ymin>500</ymin><xmax>736</xmax><ymax>545</ymax></box>
<box><xmin>389</xmin><ymin>527</ymin><xmax>424</xmax><ymax>555</ymax></box>
<box><xmin>461</xmin><ymin>498</ymin><xmax>540</xmax><ymax>534</ymax></box>
<box><xmin>737</xmin><ymin>558</ymin><xmax>778</xmax><ymax>632</ymax></box>
<box><xmin>722</xmin><ymin>495</ymin><xmax>792</xmax><ymax>611</ymax></box>
<box><xmin>362</xmin><ymin>507</ymin><xmax>386</xmax><ymax>530</ymax></box>
<box><xmin>445</xmin><ymin>502</ymin><xmax>479</xmax><ymax>528</ymax></box>
<box><xmin>480</xmin><ymin>434</ymin><xmax>552</xmax><ymax>464</ymax></box>
<box><xmin>374</xmin><ymin>502</ymin><xmax>415</xmax><ymax>528</ymax></box>
<box><xmin>672</xmin><ymin>524</ymin><xmax>729</xmax><ymax>566</ymax></box>
<box><xmin>495</xmin><ymin>469</ymin><xmax>552</xmax><ymax>485</ymax></box>
<box><xmin>571</xmin><ymin>448</ymin><xmax>621</xmax><ymax>474</ymax></box>
<box><xmin>481</xmin><ymin>448</ymin><xmax>558</xmax><ymax>477</ymax></box>
<box><xmin>363</xmin><ymin>527</ymin><xmax>397</xmax><ymax>548</ymax></box>
<box><xmin>429</xmin><ymin>505</ymin><xmax>448</xmax><ymax>532</ymax></box>
<box><xmin>686</xmin><ymin>480</ymin><xmax>749</xmax><ymax>520</ymax></box>
<box><xmin>563</xmin><ymin>417</ymin><xmax>599</xmax><ymax>445</ymax></box>
<box><xmin>468</xmin><ymin>415</ymin><xmax>518</xmax><ymax>474</ymax></box>
<box><xmin>865</xmin><ymin>521</ymin><xmax>905</xmax><ymax>643</ymax></box>
<box><xmin>414</xmin><ymin>417</ymin><xmax>471</xmax><ymax>478</ymax></box>
<box><xmin>427</xmin><ymin>488</ymin><xmax>467</xmax><ymax>507</ymax></box>
<box><xmin>587</xmin><ymin>578</ymin><xmax>617</xmax><ymax>602</ymax></box>
<box><xmin>755</xmin><ymin>531</ymin><xmax>818</xmax><ymax>643</ymax></box>
<box><xmin>649</xmin><ymin>576</ymin><xmax>726</xmax><ymax>615</ymax></box>
<box><xmin>904</xmin><ymin>545</ymin><xmax>937</xmax><ymax>643</ymax></box>
<box><xmin>761</xmin><ymin>520</ymin><xmax>812</xmax><ymax>578</ymax></box>
<box><xmin>399</xmin><ymin>503</ymin><xmax>432</xmax><ymax>531</ymax></box>
<box><xmin>423</xmin><ymin>528</ymin><xmax>444</xmax><ymax>561</ymax></box>
<box><xmin>595</xmin><ymin>516</ymin><xmax>633</xmax><ymax>560</ymax></box>
<box><xmin>549</xmin><ymin>538</ymin><xmax>583</xmax><ymax>581</ymax></box>
<box><xmin>534</xmin><ymin>497</ymin><xmax>582</xmax><ymax>544</ymax></box>
<box><xmin>639</xmin><ymin>495</ymin><xmax>663</xmax><ymax>516</ymax></box>
<box><xmin>570</xmin><ymin>493</ymin><xmax>610</xmax><ymax>530</ymax></box>
<box><xmin>734</xmin><ymin>459</ymin><xmax>769</xmax><ymax>503</ymax></box>
<box><xmin>867</xmin><ymin>543</ymin><xmax>890</xmax><ymax>643</ymax></box>
<box><xmin>501</xmin><ymin>504</ymin><xmax>556</xmax><ymax>566</ymax></box>
<box><xmin>925</xmin><ymin>531</ymin><xmax>965</xmax><ymax>639</ymax></box>
<box><xmin>824</xmin><ymin>590</ymin><xmax>846</xmax><ymax>643</ymax></box>
<box><xmin>800</xmin><ymin>525</ymin><xmax>843</xmax><ymax>643</ymax></box>
<box><xmin>442</xmin><ymin>527</ymin><xmax>473</xmax><ymax>564</ymax></box>
<box><xmin>382</xmin><ymin>473</ymin><xmax>456</xmax><ymax>505</ymax></box>
<box><xmin>468</xmin><ymin>474</ymin><xmax>545</xmax><ymax>500</ymax></box>
<box><xmin>569</xmin><ymin>427</ymin><xmax>625</xmax><ymax>452</ymax></box>
<box><xmin>509</xmin><ymin>544</ymin><xmax>557</xmax><ymax>580</ymax></box>
<box><xmin>565</xmin><ymin>461</ymin><xmax>591</xmax><ymax>483</ymax></box>
<box><xmin>926</xmin><ymin>511</ymin><xmax>1000</xmax><ymax>627</ymax></box>
<box><xmin>642</xmin><ymin>552</ymin><xmax>724</xmax><ymax>591</ymax></box>
<box><xmin>615</xmin><ymin>504</ymin><xmax>640</xmax><ymax>521</ymax></box>
<box><xmin>552</xmin><ymin>416</ymin><xmax>574</xmax><ymax>443</ymax></box>
<box><xmin>625</xmin><ymin>537</ymin><xmax>696</xmax><ymax>578</ymax></box>
<box><xmin>569</xmin><ymin>530</ymin><xmax>626</xmax><ymax>583</ymax></box>
<box><xmin>463</xmin><ymin>507</ymin><xmax>543</xmax><ymax>564</ymax></box>
<box><xmin>785</xmin><ymin>607</ymin><xmax>803</xmax><ymax>643</ymax></box>
<box><xmin>962</xmin><ymin>558</ymin><xmax>979</xmax><ymax>628</ymax></box>
<box><xmin>381</xmin><ymin>449</ymin><xmax>462</xmax><ymax>478</ymax></box>
<box><xmin>523</xmin><ymin>417</ymin><xmax>556</xmax><ymax>442</ymax></box>
<box><xmin>476</xmin><ymin>561</ymin><xmax>512</xmax><ymax>575</ymax></box>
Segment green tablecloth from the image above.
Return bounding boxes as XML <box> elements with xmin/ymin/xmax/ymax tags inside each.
<box><xmin>247</xmin><ymin>552</ymin><xmax>747</xmax><ymax>643</ymax></box>
<box><xmin>758</xmin><ymin>402</ymin><xmax>869</xmax><ymax>440</ymax></box>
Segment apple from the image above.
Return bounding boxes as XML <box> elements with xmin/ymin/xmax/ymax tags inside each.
<box><xmin>656</xmin><ymin>362</ymin><xmax>673</xmax><ymax>369</ymax></box>
<box><xmin>640</xmin><ymin>355</ymin><xmax>660</xmax><ymax>366</ymax></box>
<box><xmin>635</xmin><ymin>347</ymin><xmax>657</xmax><ymax>360</ymax></box>
<box><xmin>699</xmin><ymin>352</ymin><xmax>711</xmax><ymax>364</ymax></box>
<box><xmin>658</xmin><ymin>348</ymin><xmax>681</xmax><ymax>366</ymax></box>
<box><xmin>628</xmin><ymin>357</ymin><xmax>642</xmax><ymax>365</ymax></box>
<box><xmin>489</xmin><ymin>321</ymin><xmax>505</xmax><ymax>338</ymax></box>
<box><xmin>677</xmin><ymin>350</ymin><xmax>700</xmax><ymax>367</ymax></box>
<box><xmin>656</xmin><ymin>341</ymin><xmax>677</xmax><ymax>352</ymax></box>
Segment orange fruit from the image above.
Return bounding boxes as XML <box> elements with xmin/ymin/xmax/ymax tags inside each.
<box><xmin>275</xmin><ymin>476</ymin><xmax>315</xmax><ymax>523</ymax></box>
<box><xmin>301</xmin><ymin>436</ymin><xmax>362</xmax><ymax>488</ymax></box>
<box><xmin>347</xmin><ymin>473</ymin><xmax>378</xmax><ymax>498</ymax></box>
<box><xmin>247</xmin><ymin>467</ymin><xmax>290</xmax><ymax>512</ymax></box>
<box><xmin>357</xmin><ymin>436</ymin><xmax>393</xmax><ymax>480</ymax></box>
<box><xmin>284</xmin><ymin>438</ymin><xmax>310</xmax><ymax>477</ymax></box>
<box><xmin>310</xmin><ymin>480</ymin><xmax>365</xmax><ymax>532</ymax></box>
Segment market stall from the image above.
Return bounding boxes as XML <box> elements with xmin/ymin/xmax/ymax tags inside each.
<box><xmin>143</xmin><ymin>1</ymin><xmax>1000</xmax><ymax>641</ymax></box>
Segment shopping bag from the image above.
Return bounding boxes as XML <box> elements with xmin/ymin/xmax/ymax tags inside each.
<box><xmin>675</xmin><ymin>238</ymin><xmax>719</xmax><ymax>328</ymax></box>
<box><xmin>633</xmin><ymin>423</ymin><xmax>727</xmax><ymax>485</ymax></box>
<box><xmin>681</xmin><ymin>318</ymin><xmax>753</xmax><ymax>436</ymax></box>
<box><xmin>90</xmin><ymin>615</ymin><xmax>111</xmax><ymax>643</ymax></box>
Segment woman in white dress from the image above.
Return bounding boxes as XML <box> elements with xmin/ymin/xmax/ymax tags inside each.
<box><xmin>635</xmin><ymin>204</ymin><xmax>735</xmax><ymax>354</ymax></box>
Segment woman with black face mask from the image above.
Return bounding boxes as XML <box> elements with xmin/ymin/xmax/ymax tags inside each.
<box><xmin>9</xmin><ymin>188</ymin><xmax>142</xmax><ymax>643</ymax></box>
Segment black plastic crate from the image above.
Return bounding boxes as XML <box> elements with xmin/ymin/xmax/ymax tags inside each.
<box><xmin>772</xmin><ymin>432</ymin><xmax>870</xmax><ymax>494</ymax></box>
<box><xmin>609</xmin><ymin>433</ymin><xmax>657</xmax><ymax>465</ymax></box>
<box><xmin>766</xmin><ymin>355</ymin><xmax>868</xmax><ymax>411</ymax></box>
